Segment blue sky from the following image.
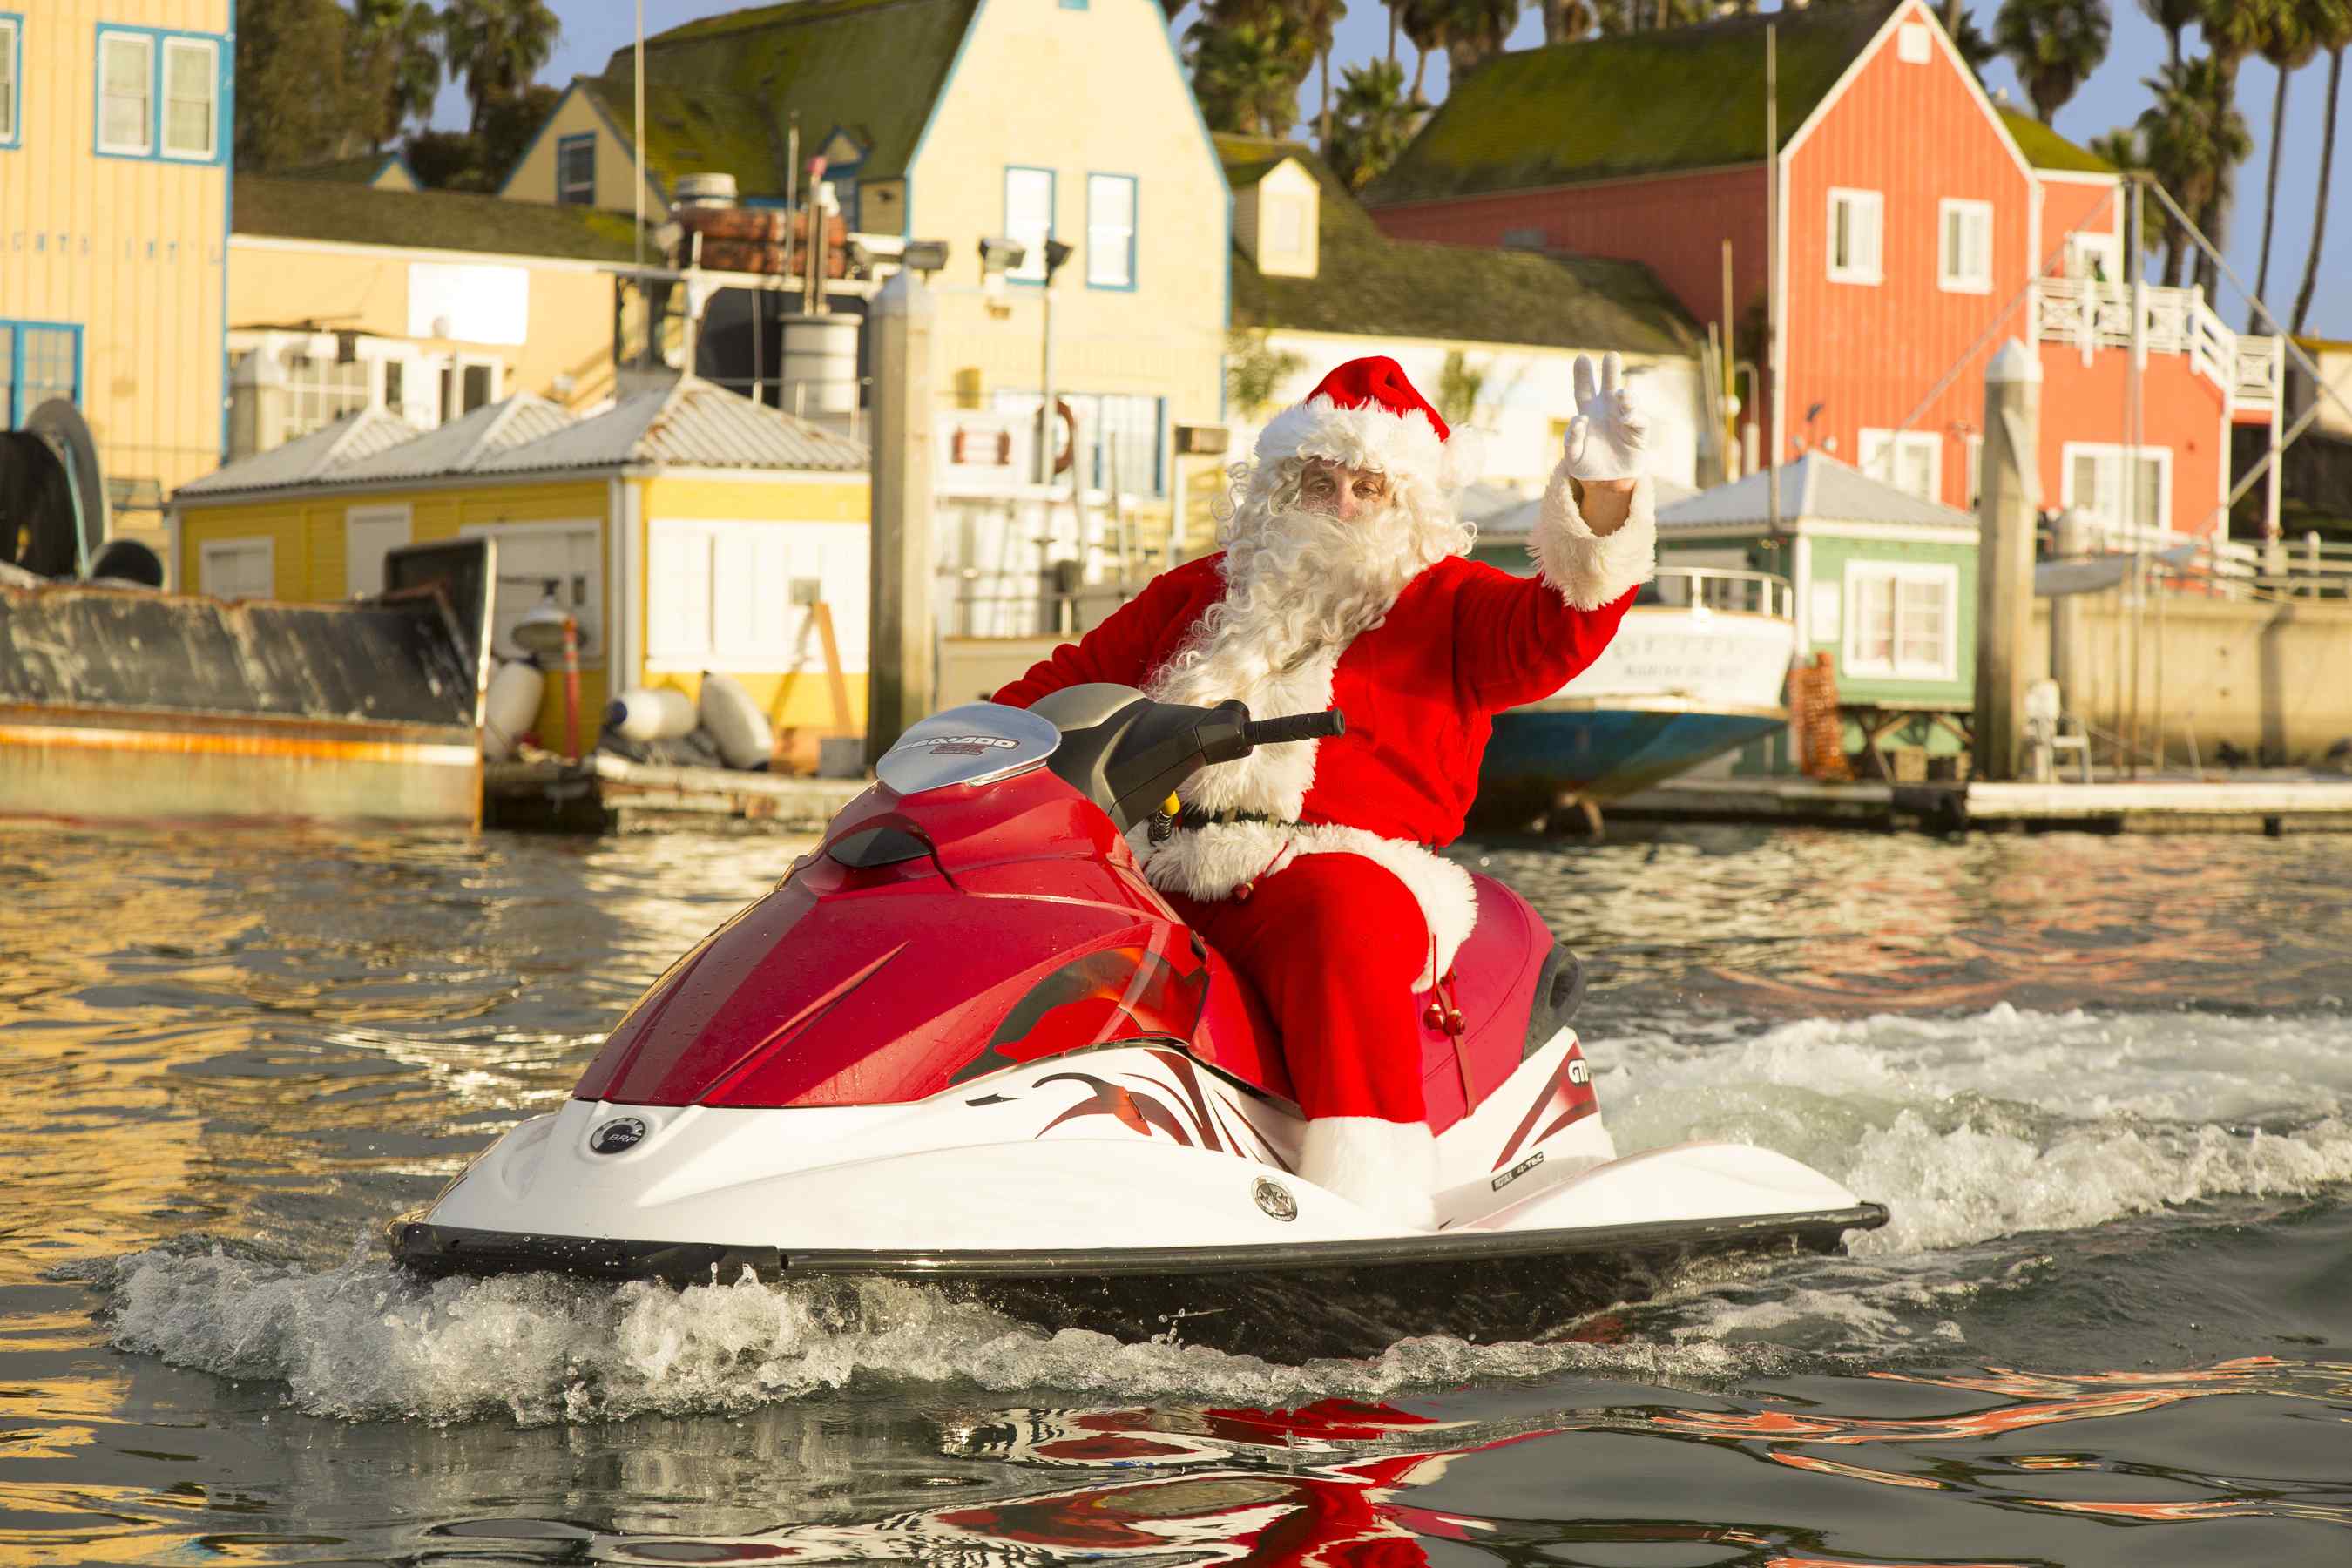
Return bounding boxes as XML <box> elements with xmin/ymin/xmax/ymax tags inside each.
<box><xmin>452</xmin><ymin>1</ymin><xmax>2348</xmax><ymax>337</ymax></box>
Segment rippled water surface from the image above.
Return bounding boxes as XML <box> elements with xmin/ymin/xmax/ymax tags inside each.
<box><xmin>3</xmin><ymin>821</ymin><xmax>2349</xmax><ymax>1565</ymax></box>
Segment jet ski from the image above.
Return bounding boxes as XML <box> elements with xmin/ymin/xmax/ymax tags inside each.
<box><xmin>390</xmin><ymin>686</ymin><xmax>1886</xmax><ymax>1357</ymax></box>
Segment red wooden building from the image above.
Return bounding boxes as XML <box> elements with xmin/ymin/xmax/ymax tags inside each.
<box><xmin>1366</xmin><ymin>0</ymin><xmax>2281</xmax><ymax>544</ymax></box>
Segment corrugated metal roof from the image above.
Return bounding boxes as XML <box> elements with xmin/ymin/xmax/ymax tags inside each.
<box><xmin>334</xmin><ymin>395</ymin><xmax>580</xmax><ymax>482</ymax></box>
<box><xmin>176</xmin><ymin>380</ymin><xmax>865</xmax><ymax>502</ymax></box>
<box><xmin>178</xmin><ymin>409</ymin><xmax>420</xmax><ymax>495</ymax></box>
<box><xmin>474</xmin><ymin>377</ymin><xmax>868</xmax><ymax>475</ymax></box>
<box><xmin>1658</xmin><ymin>453</ymin><xmax>1976</xmax><ymax>531</ymax></box>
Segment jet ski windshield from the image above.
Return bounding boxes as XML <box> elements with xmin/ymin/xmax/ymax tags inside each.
<box><xmin>875</xmin><ymin>703</ymin><xmax>1060</xmax><ymax>794</ymax></box>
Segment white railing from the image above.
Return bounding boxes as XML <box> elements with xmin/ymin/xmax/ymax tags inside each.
<box><xmin>2031</xmin><ymin>278</ymin><xmax>2280</xmax><ymax>412</ymax></box>
<box><xmin>2061</xmin><ymin>519</ymin><xmax>2352</xmax><ymax>599</ymax></box>
<box><xmin>1639</xmin><ymin>565</ymin><xmax>1796</xmax><ymax>621</ymax></box>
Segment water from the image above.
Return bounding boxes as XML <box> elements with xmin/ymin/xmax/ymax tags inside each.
<box><xmin>3</xmin><ymin>821</ymin><xmax>2349</xmax><ymax>1565</ymax></box>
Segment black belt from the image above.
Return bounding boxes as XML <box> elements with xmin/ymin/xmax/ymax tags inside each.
<box><xmin>1174</xmin><ymin>808</ymin><xmax>1296</xmax><ymax>832</ymax></box>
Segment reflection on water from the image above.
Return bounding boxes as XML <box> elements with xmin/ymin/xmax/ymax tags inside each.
<box><xmin>2</xmin><ymin>821</ymin><xmax>2349</xmax><ymax>1565</ymax></box>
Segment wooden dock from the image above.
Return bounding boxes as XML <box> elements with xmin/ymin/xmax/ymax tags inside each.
<box><xmin>484</xmin><ymin>754</ymin><xmax>867</xmax><ymax>834</ymax></box>
<box><xmin>1609</xmin><ymin>774</ymin><xmax>2352</xmax><ymax>834</ymax></box>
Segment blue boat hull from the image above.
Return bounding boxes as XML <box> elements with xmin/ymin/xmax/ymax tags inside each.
<box><xmin>1477</xmin><ymin>700</ymin><xmax>1788</xmax><ymax>821</ymax></box>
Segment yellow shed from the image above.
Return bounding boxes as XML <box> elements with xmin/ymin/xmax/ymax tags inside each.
<box><xmin>170</xmin><ymin>377</ymin><xmax>873</xmax><ymax>749</ymax></box>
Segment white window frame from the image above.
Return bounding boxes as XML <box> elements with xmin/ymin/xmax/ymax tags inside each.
<box><xmin>1842</xmin><ymin>559</ymin><xmax>1959</xmax><ymax>682</ymax></box>
<box><xmin>343</xmin><ymin>504</ymin><xmax>413</xmax><ymax>600</ymax></box>
<box><xmin>2064</xmin><ymin>229</ymin><xmax>2120</xmax><ymax>284</ymax></box>
<box><xmin>0</xmin><ymin>16</ymin><xmax>22</xmax><ymax>149</ymax></box>
<box><xmin>460</xmin><ymin>521</ymin><xmax>605</xmax><ymax>664</ymax></box>
<box><xmin>1939</xmin><ymin>198</ymin><xmax>1993</xmax><ymax>294</ymax></box>
<box><xmin>2061</xmin><ymin>442</ymin><xmax>2173</xmax><ymax>537</ymax></box>
<box><xmin>97</xmin><ymin>30</ymin><xmax>154</xmax><ymax>157</ymax></box>
<box><xmin>159</xmin><ymin>35</ymin><xmax>219</xmax><ymax>161</ymax></box>
<box><xmin>1004</xmin><ymin>166</ymin><xmax>1055</xmax><ymax>283</ymax></box>
<box><xmin>199</xmin><ymin>537</ymin><xmax>275</xmax><ymax>601</ymax></box>
<box><xmin>1858</xmin><ymin>427</ymin><xmax>1943</xmax><ymax>504</ymax></box>
<box><xmin>1827</xmin><ymin>187</ymin><xmax>1882</xmax><ymax>285</ymax></box>
<box><xmin>1085</xmin><ymin>173</ymin><xmax>1137</xmax><ymax>289</ymax></box>
<box><xmin>1964</xmin><ymin>433</ymin><xmax>1984</xmax><ymax>510</ymax></box>
<box><xmin>1896</xmin><ymin>21</ymin><xmax>1932</xmax><ymax>64</ymax></box>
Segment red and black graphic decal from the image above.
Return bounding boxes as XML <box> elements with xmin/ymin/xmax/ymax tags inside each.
<box><xmin>1035</xmin><ymin>1072</ymin><xmax>1196</xmax><ymax>1145</ymax></box>
<box><xmin>954</xmin><ymin>943</ymin><xmax>1210</xmax><ymax>1085</ymax></box>
<box><xmin>1492</xmin><ymin>1042</ymin><xmax>1598</xmax><ymax>1171</ymax></box>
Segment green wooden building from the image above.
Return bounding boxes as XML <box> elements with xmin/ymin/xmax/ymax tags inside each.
<box><xmin>1656</xmin><ymin>454</ymin><xmax>1980</xmax><ymax>776</ymax></box>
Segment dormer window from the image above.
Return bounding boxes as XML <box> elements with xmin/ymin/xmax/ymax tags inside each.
<box><xmin>1240</xmin><ymin>158</ymin><xmax>1319</xmax><ymax>280</ymax></box>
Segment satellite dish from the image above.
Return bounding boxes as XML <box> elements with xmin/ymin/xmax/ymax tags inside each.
<box><xmin>24</xmin><ymin>399</ymin><xmax>109</xmax><ymax>573</ymax></box>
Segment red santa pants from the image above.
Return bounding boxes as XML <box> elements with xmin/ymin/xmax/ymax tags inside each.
<box><xmin>1164</xmin><ymin>852</ymin><xmax>1428</xmax><ymax>1125</ymax></box>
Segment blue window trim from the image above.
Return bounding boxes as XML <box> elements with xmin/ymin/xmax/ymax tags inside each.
<box><xmin>1004</xmin><ymin>165</ymin><xmax>1056</xmax><ymax>287</ymax></box>
<box><xmin>2</xmin><ymin>318</ymin><xmax>85</xmax><ymax>429</ymax></box>
<box><xmin>1060</xmin><ymin>0</ymin><xmax>1088</xmax><ymax>9</ymax></box>
<box><xmin>92</xmin><ymin>23</ymin><xmax>228</xmax><ymax>166</ymax></box>
<box><xmin>1084</xmin><ymin>171</ymin><xmax>1138</xmax><ymax>293</ymax></box>
<box><xmin>0</xmin><ymin>13</ymin><xmax>24</xmax><ymax>151</ymax></box>
<box><xmin>555</xmin><ymin>131</ymin><xmax>596</xmax><ymax>204</ymax></box>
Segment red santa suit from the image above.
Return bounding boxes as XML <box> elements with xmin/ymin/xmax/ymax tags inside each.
<box><xmin>995</xmin><ymin>356</ymin><xmax>1654</xmax><ymax>1227</ymax></box>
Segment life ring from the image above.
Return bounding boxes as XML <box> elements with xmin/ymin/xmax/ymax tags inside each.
<box><xmin>1051</xmin><ymin>397</ymin><xmax>1077</xmax><ymax>476</ymax></box>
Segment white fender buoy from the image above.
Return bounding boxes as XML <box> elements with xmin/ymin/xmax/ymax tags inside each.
<box><xmin>699</xmin><ymin>671</ymin><xmax>774</xmax><ymax>769</ymax></box>
<box><xmin>605</xmin><ymin>686</ymin><xmax>698</xmax><ymax>742</ymax></box>
<box><xmin>482</xmin><ymin>660</ymin><xmax>545</xmax><ymax>761</ymax></box>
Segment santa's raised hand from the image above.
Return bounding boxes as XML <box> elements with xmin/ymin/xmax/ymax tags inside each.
<box><xmin>1562</xmin><ymin>352</ymin><xmax>1646</xmax><ymax>483</ymax></box>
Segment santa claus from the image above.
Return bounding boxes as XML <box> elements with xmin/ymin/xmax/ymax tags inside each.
<box><xmin>994</xmin><ymin>353</ymin><xmax>1652</xmax><ymax>1227</ymax></box>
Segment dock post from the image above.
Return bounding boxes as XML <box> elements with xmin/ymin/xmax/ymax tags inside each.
<box><xmin>2050</xmin><ymin>507</ymin><xmax>2085</xmax><ymax>697</ymax></box>
<box><xmin>1974</xmin><ymin>340</ymin><xmax>2041</xmax><ymax>782</ymax></box>
<box><xmin>866</xmin><ymin>270</ymin><xmax>938</xmax><ymax>767</ymax></box>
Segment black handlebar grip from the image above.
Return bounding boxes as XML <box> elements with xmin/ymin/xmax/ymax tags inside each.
<box><xmin>1241</xmin><ymin>709</ymin><xmax>1346</xmax><ymax>747</ymax></box>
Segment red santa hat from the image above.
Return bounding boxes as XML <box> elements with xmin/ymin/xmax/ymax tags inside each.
<box><xmin>1254</xmin><ymin>355</ymin><xmax>1479</xmax><ymax>490</ymax></box>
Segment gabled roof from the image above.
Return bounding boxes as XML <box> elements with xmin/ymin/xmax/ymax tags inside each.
<box><xmin>577</xmin><ymin>0</ymin><xmax>981</xmax><ymax>200</ymax></box>
<box><xmin>1659</xmin><ymin>452</ymin><xmax>1976</xmax><ymax>531</ymax></box>
<box><xmin>178</xmin><ymin>383</ymin><xmax>864</xmax><ymax>502</ymax></box>
<box><xmin>334</xmin><ymin>395</ymin><xmax>580</xmax><ymax>482</ymax></box>
<box><xmin>235</xmin><ymin>176</ymin><xmax>645</xmax><ymax>261</ymax></box>
<box><xmin>1997</xmin><ymin>108</ymin><xmax>2114</xmax><ymax>175</ymax></box>
<box><xmin>1368</xmin><ymin>3</ymin><xmax>1901</xmax><ymax>206</ymax></box>
<box><xmin>178</xmin><ymin>409</ymin><xmax>421</xmax><ymax>496</ymax></box>
<box><xmin>1220</xmin><ymin>135</ymin><xmax>1700</xmax><ymax>357</ymax></box>
<box><xmin>474</xmin><ymin>378</ymin><xmax>868</xmax><ymax>475</ymax></box>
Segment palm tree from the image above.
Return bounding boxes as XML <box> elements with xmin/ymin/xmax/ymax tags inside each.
<box><xmin>439</xmin><ymin>0</ymin><xmax>559</xmax><ymax>141</ymax></box>
<box><xmin>1188</xmin><ymin>14</ymin><xmax>1313</xmax><ymax>137</ymax></box>
<box><xmin>2251</xmin><ymin>0</ymin><xmax>2328</xmax><ymax>326</ymax></box>
<box><xmin>1291</xmin><ymin>0</ymin><xmax>1348</xmax><ymax>154</ymax></box>
<box><xmin>2193</xmin><ymin>0</ymin><xmax>2281</xmax><ymax>296</ymax></box>
<box><xmin>1541</xmin><ymin>0</ymin><xmax>1597</xmax><ymax>42</ymax></box>
<box><xmin>1439</xmin><ymin>0</ymin><xmax>1520</xmax><ymax>83</ymax></box>
<box><xmin>2138</xmin><ymin>54</ymin><xmax>2252</xmax><ymax>289</ymax></box>
<box><xmin>1397</xmin><ymin>0</ymin><xmax>1449</xmax><ymax>98</ymax></box>
<box><xmin>350</xmin><ymin>1</ymin><xmax>441</xmax><ymax>152</ymax></box>
<box><xmin>2136</xmin><ymin>0</ymin><xmax>2200</xmax><ymax>70</ymax></box>
<box><xmin>1328</xmin><ymin>56</ymin><xmax>1426</xmax><ymax>188</ymax></box>
<box><xmin>2291</xmin><ymin>1</ymin><xmax>2352</xmax><ymax>330</ymax></box>
<box><xmin>1994</xmin><ymin>0</ymin><xmax>2112</xmax><ymax>123</ymax></box>
<box><xmin>1950</xmin><ymin>10</ymin><xmax>2002</xmax><ymax>80</ymax></box>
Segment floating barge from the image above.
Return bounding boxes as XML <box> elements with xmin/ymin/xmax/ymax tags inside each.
<box><xmin>0</xmin><ymin>542</ymin><xmax>491</xmax><ymax>828</ymax></box>
<box><xmin>1610</xmin><ymin>774</ymin><xmax>2352</xmax><ymax>835</ymax></box>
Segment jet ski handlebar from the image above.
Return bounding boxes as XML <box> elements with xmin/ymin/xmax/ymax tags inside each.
<box><xmin>1239</xmin><ymin>709</ymin><xmax>1346</xmax><ymax>748</ymax></box>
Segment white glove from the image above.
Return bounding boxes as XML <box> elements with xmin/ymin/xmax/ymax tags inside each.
<box><xmin>1562</xmin><ymin>352</ymin><xmax>1646</xmax><ymax>482</ymax></box>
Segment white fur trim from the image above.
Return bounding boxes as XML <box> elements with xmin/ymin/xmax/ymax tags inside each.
<box><xmin>1299</xmin><ymin>1116</ymin><xmax>1437</xmax><ymax>1231</ymax></box>
<box><xmin>1144</xmin><ymin>821</ymin><xmax>1479</xmax><ymax>988</ymax></box>
<box><xmin>1531</xmin><ymin>464</ymin><xmax>1657</xmax><ymax>611</ymax></box>
<box><xmin>1256</xmin><ymin>396</ymin><xmax>1450</xmax><ymax>487</ymax></box>
<box><xmin>1144</xmin><ymin>642</ymin><xmax>1336</xmax><ymax>820</ymax></box>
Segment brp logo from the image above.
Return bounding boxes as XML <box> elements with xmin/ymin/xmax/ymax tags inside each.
<box><xmin>590</xmin><ymin>1116</ymin><xmax>648</xmax><ymax>1155</ymax></box>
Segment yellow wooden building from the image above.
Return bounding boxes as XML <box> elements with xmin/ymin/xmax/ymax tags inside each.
<box><xmin>171</xmin><ymin>378</ymin><xmax>873</xmax><ymax>744</ymax></box>
<box><xmin>226</xmin><ymin>175</ymin><xmax>646</xmax><ymax>470</ymax></box>
<box><xmin>0</xmin><ymin>0</ymin><xmax>233</xmax><ymax>548</ymax></box>
<box><xmin>497</xmin><ymin>0</ymin><xmax>1228</xmax><ymax>537</ymax></box>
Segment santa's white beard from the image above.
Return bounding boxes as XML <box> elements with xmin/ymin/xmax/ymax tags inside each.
<box><xmin>1154</xmin><ymin>494</ymin><xmax>1468</xmax><ymax>703</ymax></box>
